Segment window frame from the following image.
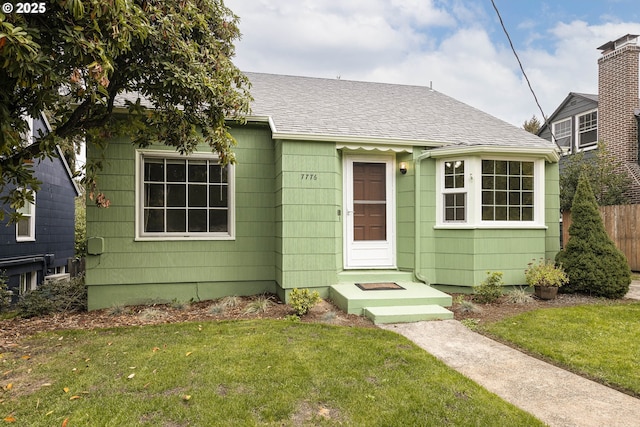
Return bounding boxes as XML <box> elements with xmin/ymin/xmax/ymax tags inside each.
<box><xmin>552</xmin><ymin>117</ymin><xmax>572</xmax><ymax>153</ymax></box>
<box><xmin>135</xmin><ymin>150</ymin><xmax>235</xmax><ymax>241</ymax></box>
<box><xmin>15</xmin><ymin>190</ymin><xmax>36</xmax><ymax>242</ymax></box>
<box><xmin>480</xmin><ymin>159</ymin><xmax>536</xmax><ymax>223</ymax></box>
<box><xmin>19</xmin><ymin>271</ymin><xmax>37</xmax><ymax>294</ymax></box>
<box><xmin>441</xmin><ymin>160</ymin><xmax>467</xmax><ymax>223</ymax></box>
<box><xmin>436</xmin><ymin>157</ymin><xmax>546</xmax><ymax>229</ymax></box>
<box><xmin>576</xmin><ymin>109</ymin><xmax>598</xmax><ymax>150</ymax></box>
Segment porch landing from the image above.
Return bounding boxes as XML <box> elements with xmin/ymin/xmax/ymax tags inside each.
<box><xmin>330</xmin><ymin>272</ymin><xmax>453</xmax><ymax>324</ymax></box>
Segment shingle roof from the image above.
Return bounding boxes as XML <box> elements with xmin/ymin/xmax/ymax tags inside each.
<box><xmin>246</xmin><ymin>72</ymin><xmax>555</xmax><ymax>150</ymax></box>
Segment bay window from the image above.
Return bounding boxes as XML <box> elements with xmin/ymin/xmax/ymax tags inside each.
<box><xmin>437</xmin><ymin>157</ymin><xmax>544</xmax><ymax>228</ymax></box>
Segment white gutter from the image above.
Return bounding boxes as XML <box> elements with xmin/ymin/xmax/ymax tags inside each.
<box><xmin>428</xmin><ymin>145</ymin><xmax>560</xmax><ymax>163</ymax></box>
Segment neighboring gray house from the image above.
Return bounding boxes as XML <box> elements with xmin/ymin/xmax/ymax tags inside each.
<box><xmin>538</xmin><ymin>34</ymin><xmax>640</xmax><ymax>203</ymax></box>
<box><xmin>537</xmin><ymin>92</ymin><xmax>599</xmax><ymax>156</ymax></box>
<box><xmin>0</xmin><ymin>113</ymin><xmax>81</xmax><ymax>296</ymax></box>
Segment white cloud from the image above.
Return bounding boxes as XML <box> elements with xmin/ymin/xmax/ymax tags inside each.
<box><xmin>226</xmin><ymin>0</ymin><xmax>640</xmax><ymax>126</ymax></box>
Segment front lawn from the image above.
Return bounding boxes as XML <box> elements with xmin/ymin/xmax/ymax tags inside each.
<box><xmin>2</xmin><ymin>320</ymin><xmax>543</xmax><ymax>426</ymax></box>
<box><xmin>484</xmin><ymin>302</ymin><xmax>640</xmax><ymax>396</ymax></box>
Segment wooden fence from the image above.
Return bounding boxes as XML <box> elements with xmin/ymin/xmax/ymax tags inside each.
<box><xmin>562</xmin><ymin>205</ymin><xmax>640</xmax><ymax>271</ymax></box>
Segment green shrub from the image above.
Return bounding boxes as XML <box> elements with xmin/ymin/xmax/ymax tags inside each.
<box><xmin>504</xmin><ymin>287</ymin><xmax>534</xmax><ymax>304</ymax></box>
<box><xmin>75</xmin><ymin>195</ymin><xmax>87</xmax><ymax>257</ymax></box>
<box><xmin>0</xmin><ymin>271</ymin><xmax>12</xmax><ymax>312</ymax></box>
<box><xmin>453</xmin><ymin>295</ymin><xmax>482</xmax><ymax>313</ymax></box>
<box><xmin>525</xmin><ymin>258</ymin><xmax>568</xmax><ymax>288</ymax></box>
<box><xmin>17</xmin><ymin>274</ymin><xmax>87</xmax><ymax>318</ymax></box>
<box><xmin>472</xmin><ymin>271</ymin><xmax>504</xmax><ymax>304</ymax></box>
<box><xmin>244</xmin><ymin>294</ymin><xmax>273</xmax><ymax>314</ymax></box>
<box><xmin>289</xmin><ymin>288</ymin><xmax>320</xmax><ymax>316</ymax></box>
<box><xmin>556</xmin><ymin>173</ymin><xmax>631</xmax><ymax>298</ymax></box>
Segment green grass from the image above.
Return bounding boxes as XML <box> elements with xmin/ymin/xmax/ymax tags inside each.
<box><xmin>484</xmin><ymin>302</ymin><xmax>640</xmax><ymax>396</ymax></box>
<box><xmin>2</xmin><ymin>320</ymin><xmax>543</xmax><ymax>426</ymax></box>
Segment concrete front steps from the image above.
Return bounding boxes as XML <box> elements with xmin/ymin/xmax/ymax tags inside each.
<box><xmin>330</xmin><ymin>271</ymin><xmax>453</xmax><ymax>325</ymax></box>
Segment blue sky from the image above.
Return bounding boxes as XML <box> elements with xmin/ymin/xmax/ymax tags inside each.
<box><xmin>224</xmin><ymin>0</ymin><xmax>640</xmax><ymax>127</ymax></box>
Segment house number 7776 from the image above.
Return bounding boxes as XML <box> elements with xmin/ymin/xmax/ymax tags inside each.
<box><xmin>301</xmin><ymin>174</ymin><xmax>318</xmax><ymax>180</ymax></box>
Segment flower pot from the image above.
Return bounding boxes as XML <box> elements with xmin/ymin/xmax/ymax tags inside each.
<box><xmin>534</xmin><ymin>285</ymin><xmax>558</xmax><ymax>300</ymax></box>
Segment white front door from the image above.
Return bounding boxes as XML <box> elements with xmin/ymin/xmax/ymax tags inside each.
<box><xmin>344</xmin><ymin>155</ymin><xmax>396</xmax><ymax>268</ymax></box>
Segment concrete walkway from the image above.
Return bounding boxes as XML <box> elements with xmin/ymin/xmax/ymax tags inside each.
<box><xmin>379</xmin><ymin>282</ymin><xmax>640</xmax><ymax>427</ymax></box>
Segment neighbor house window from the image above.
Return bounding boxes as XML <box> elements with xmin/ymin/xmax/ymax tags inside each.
<box><xmin>552</xmin><ymin>118</ymin><xmax>572</xmax><ymax>151</ymax></box>
<box><xmin>442</xmin><ymin>160</ymin><xmax>466</xmax><ymax>222</ymax></box>
<box><xmin>16</xmin><ymin>190</ymin><xmax>36</xmax><ymax>241</ymax></box>
<box><xmin>481</xmin><ymin>160</ymin><xmax>534</xmax><ymax>221</ymax></box>
<box><xmin>577</xmin><ymin>110</ymin><xmax>597</xmax><ymax>148</ymax></box>
<box><xmin>138</xmin><ymin>151</ymin><xmax>234</xmax><ymax>239</ymax></box>
<box><xmin>19</xmin><ymin>271</ymin><xmax>37</xmax><ymax>294</ymax></box>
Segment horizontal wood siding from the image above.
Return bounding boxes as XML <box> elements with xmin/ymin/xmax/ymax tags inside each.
<box><xmin>86</xmin><ymin>125</ymin><xmax>276</xmax><ymax>309</ymax></box>
<box><xmin>277</xmin><ymin>140</ymin><xmax>340</xmax><ymax>291</ymax></box>
<box><xmin>563</xmin><ymin>205</ymin><xmax>640</xmax><ymax>271</ymax></box>
<box><xmin>427</xmin><ymin>159</ymin><xmax>560</xmax><ymax>288</ymax></box>
<box><xmin>396</xmin><ymin>152</ymin><xmax>415</xmax><ymax>271</ymax></box>
<box><xmin>544</xmin><ymin>162</ymin><xmax>561</xmax><ymax>259</ymax></box>
<box><xmin>0</xmin><ymin>155</ymin><xmax>77</xmax><ymax>270</ymax></box>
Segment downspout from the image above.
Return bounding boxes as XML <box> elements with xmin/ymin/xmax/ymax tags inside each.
<box><xmin>414</xmin><ymin>150</ymin><xmax>433</xmax><ymax>285</ymax></box>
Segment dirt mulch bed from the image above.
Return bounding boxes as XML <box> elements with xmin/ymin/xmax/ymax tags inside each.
<box><xmin>1</xmin><ymin>291</ymin><xmax>630</xmax><ymax>350</ymax></box>
<box><xmin>451</xmin><ymin>291</ymin><xmax>637</xmax><ymax>325</ymax></box>
<box><xmin>0</xmin><ymin>296</ymin><xmax>373</xmax><ymax>349</ymax></box>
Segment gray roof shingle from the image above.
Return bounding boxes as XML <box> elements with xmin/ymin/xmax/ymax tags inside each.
<box><xmin>246</xmin><ymin>72</ymin><xmax>555</xmax><ymax>150</ymax></box>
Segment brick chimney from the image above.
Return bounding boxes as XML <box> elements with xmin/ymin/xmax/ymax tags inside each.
<box><xmin>597</xmin><ymin>34</ymin><xmax>640</xmax><ymax>203</ymax></box>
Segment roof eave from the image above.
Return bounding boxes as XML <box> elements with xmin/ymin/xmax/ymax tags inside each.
<box><xmin>427</xmin><ymin>145</ymin><xmax>560</xmax><ymax>163</ymax></box>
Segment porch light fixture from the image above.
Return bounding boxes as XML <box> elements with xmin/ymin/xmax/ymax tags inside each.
<box><xmin>399</xmin><ymin>162</ymin><xmax>408</xmax><ymax>175</ymax></box>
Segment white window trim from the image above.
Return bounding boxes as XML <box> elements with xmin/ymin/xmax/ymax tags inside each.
<box><xmin>15</xmin><ymin>190</ymin><xmax>36</xmax><ymax>242</ymax></box>
<box><xmin>19</xmin><ymin>271</ymin><xmax>37</xmax><ymax>294</ymax></box>
<box><xmin>135</xmin><ymin>149</ymin><xmax>235</xmax><ymax>241</ymax></box>
<box><xmin>552</xmin><ymin>117</ymin><xmax>572</xmax><ymax>154</ymax></box>
<box><xmin>435</xmin><ymin>157</ymin><xmax>546</xmax><ymax>229</ymax></box>
<box><xmin>440</xmin><ymin>160</ymin><xmax>467</xmax><ymax>223</ymax></box>
<box><xmin>576</xmin><ymin>108</ymin><xmax>598</xmax><ymax>151</ymax></box>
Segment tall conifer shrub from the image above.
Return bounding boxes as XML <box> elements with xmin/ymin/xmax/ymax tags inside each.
<box><xmin>556</xmin><ymin>173</ymin><xmax>631</xmax><ymax>298</ymax></box>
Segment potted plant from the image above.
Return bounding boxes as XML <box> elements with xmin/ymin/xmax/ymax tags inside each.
<box><xmin>525</xmin><ymin>258</ymin><xmax>569</xmax><ymax>300</ymax></box>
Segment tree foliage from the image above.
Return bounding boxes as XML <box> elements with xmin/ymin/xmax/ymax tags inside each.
<box><xmin>522</xmin><ymin>115</ymin><xmax>541</xmax><ymax>134</ymax></box>
<box><xmin>556</xmin><ymin>172</ymin><xmax>630</xmax><ymax>298</ymax></box>
<box><xmin>559</xmin><ymin>141</ymin><xmax>630</xmax><ymax>212</ymax></box>
<box><xmin>0</xmin><ymin>0</ymin><xmax>251</xmax><ymax>220</ymax></box>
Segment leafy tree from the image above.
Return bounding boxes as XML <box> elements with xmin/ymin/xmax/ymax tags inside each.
<box><xmin>556</xmin><ymin>172</ymin><xmax>631</xmax><ymax>298</ymax></box>
<box><xmin>75</xmin><ymin>193</ymin><xmax>86</xmax><ymax>257</ymax></box>
<box><xmin>0</xmin><ymin>0</ymin><xmax>251</xmax><ymax>221</ymax></box>
<box><xmin>522</xmin><ymin>115</ymin><xmax>541</xmax><ymax>134</ymax></box>
<box><xmin>559</xmin><ymin>141</ymin><xmax>630</xmax><ymax>212</ymax></box>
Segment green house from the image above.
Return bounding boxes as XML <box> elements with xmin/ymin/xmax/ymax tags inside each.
<box><xmin>86</xmin><ymin>73</ymin><xmax>560</xmax><ymax>319</ymax></box>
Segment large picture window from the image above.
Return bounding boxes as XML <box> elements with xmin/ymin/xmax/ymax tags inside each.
<box><xmin>138</xmin><ymin>152</ymin><xmax>233</xmax><ymax>239</ymax></box>
<box><xmin>481</xmin><ymin>160</ymin><xmax>534</xmax><ymax>221</ymax></box>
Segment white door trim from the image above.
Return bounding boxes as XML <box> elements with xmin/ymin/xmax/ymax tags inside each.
<box><xmin>343</xmin><ymin>154</ymin><xmax>396</xmax><ymax>269</ymax></box>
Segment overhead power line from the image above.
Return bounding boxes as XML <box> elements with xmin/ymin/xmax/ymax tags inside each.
<box><xmin>490</xmin><ymin>0</ymin><xmax>562</xmax><ymax>151</ymax></box>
